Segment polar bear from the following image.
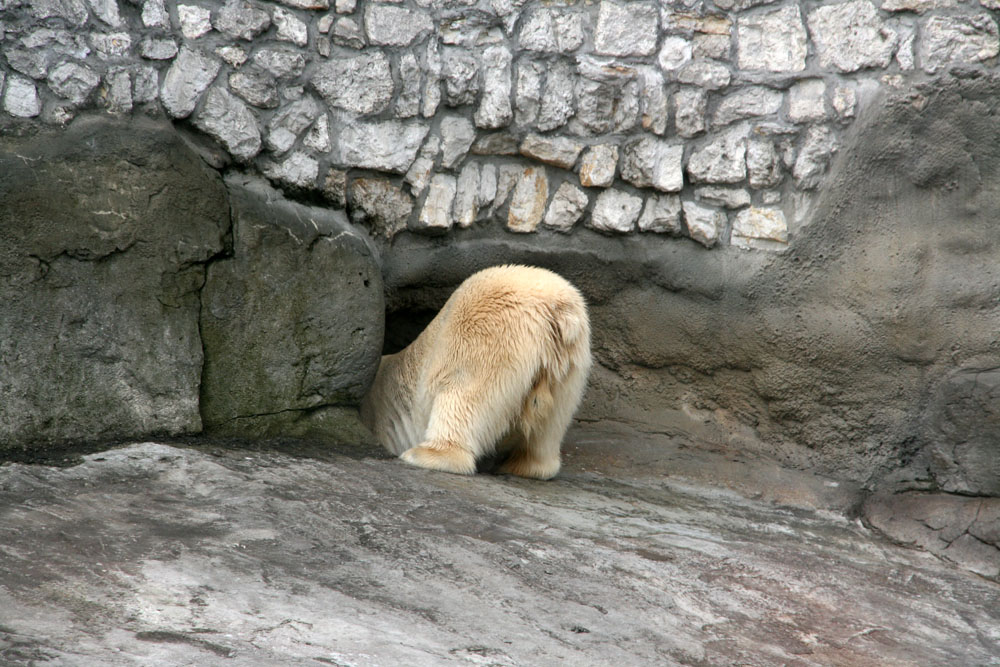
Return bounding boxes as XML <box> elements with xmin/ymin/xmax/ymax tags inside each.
<box><xmin>361</xmin><ymin>265</ymin><xmax>591</xmax><ymax>480</ymax></box>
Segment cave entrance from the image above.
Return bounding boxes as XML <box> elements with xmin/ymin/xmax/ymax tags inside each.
<box><xmin>382</xmin><ymin>306</ymin><xmax>438</xmax><ymax>355</ymax></box>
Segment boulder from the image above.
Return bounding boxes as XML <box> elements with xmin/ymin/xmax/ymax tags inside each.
<box><xmin>200</xmin><ymin>175</ymin><xmax>383</xmax><ymax>441</ymax></box>
<box><xmin>0</xmin><ymin>116</ymin><xmax>229</xmax><ymax>451</ymax></box>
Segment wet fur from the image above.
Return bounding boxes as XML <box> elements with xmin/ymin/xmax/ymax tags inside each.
<box><xmin>361</xmin><ymin>265</ymin><xmax>592</xmax><ymax>479</ymax></box>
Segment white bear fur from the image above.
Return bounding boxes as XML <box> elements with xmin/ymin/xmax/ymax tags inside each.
<box><xmin>361</xmin><ymin>265</ymin><xmax>591</xmax><ymax>479</ymax></box>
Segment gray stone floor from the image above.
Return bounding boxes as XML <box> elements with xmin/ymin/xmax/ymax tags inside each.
<box><xmin>1</xmin><ymin>422</ymin><xmax>998</xmax><ymax>666</ymax></box>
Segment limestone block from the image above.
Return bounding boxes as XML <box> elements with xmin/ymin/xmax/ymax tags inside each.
<box><xmin>141</xmin><ymin>0</ymin><xmax>168</xmax><ymax>27</ymax></box>
<box><xmin>896</xmin><ymin>23</ymin><xmax>916</xmax><ymax>71</ymax></box>
<box><xmin>405</xmin><ymin>136</ymin><xmax>440</xmax><ymax>196</ymax></box>
<box><xmin>658</xmin><ymin>36</ymin><xmax>692</xmax><ymax>71</ymax></box>
<box><xmin>493</xmin><ymin>164</ymin><xmax>524</xmax><ymax>216</ymax></box>
<box><xmin>274</xmin><ymin>7</ymin><xmax>308</xmax><ymax>46</ymax></box>
<box><xmin>573</xmin><ymin>68</ymin><xmax>641</xmax><ymax>135</ymax></box>
<box><xmin>418</xmin><ymin>174</ymin><xmax>457</xmax><ymax>231</ymax></box>
<box><xmin>229</xmin><ymin>68</ymin><xmax>279</xmax><ymax>108</ymax></box>
<box><xmin>3</xmin><ymin>74</ymin><xmax>41</xmax><ymax>118</ymax></box>
<box><xmin>687</xmin><ymin>127</ymin><xmax>747</xmax><ymax>184</ymax></box>
<box><xmin>133</xmin><ymin>66</ymin><xmax>159</xmax><ymax>104</ymax></box>
<box><xmin>579</xmin><ymin>143</ymin><xmax>619</xmax><ymax>188</ymax></box>
<box><xmin>696</xmin><ymin>186</ymin><xmax>751</xmax><ymax>209</ymax></box>
<box><xmin>478</xmin><ymin>163</ymin><xmax>498</xmax><ymax>211</ymax></box>
<box><xmin>194</xmin><ymin>87</ymin><xmax>262</xmax><ymax>162</ymax></box>
<box><xmin>475</xmin><ymin>45</ymin><xmax>513</xmax><ymax>129</ymax></box>
<box><xmin>793</xmin><ymin>125</ymin><xmax>838</xmax><ymax>189</ymax></box>
<box><xmin>472</xmin><ymin>132</ymin><xmax>520</xmax><ymax>156</ymax></box>
<box><xmin>920</xmin><ymin>14</ymin><xmax>999</xmax><ymax>73</ymax></box>
<box><xmin>746</xmin><ymin>138</ymin><xmax>782</xmax><ymax>189</ymax></box>
<box><xmin>833</xmin><ymin>86</ymin><xmax>857</xmax><ymax>119</ymax></box>
<box><xmin>520</xmin><ymin>8</ymin><xmax>585</xmax><ymax>53</ymax></box>
<box><xmin>213</xmin><ymin>0</ymin><xmax>271</xmax><ymax>40</ymax></box>
<box><xmin>28</xmin><ymin>0</ymin><xmax>89</xmax><ymax>24</ymax></box>
<box><xmin>682</xmin><ymin>201</ymin><xmax>725</xmax><ymax>247</ymax></box>
<box><xmin>520</xmin><ymin>133</ymin><xmax>584</xmax><ymax>169</ymax></box>
<box><xmin>788</xmin><ymin>79</ymin><xmax>827</xmax><ymax>123</ymax></box>
<box><xmin>337</xmin><ymin>121</ymin><xmax>429</xmax><ymax>174</ymax></box>
<box><xmin>515</xmin><ymin>60</ymin><xmax>543</xmax><ymax>126</ymax></box>
<box><xmin>304</xmin><ymin>114</ymin><xmax>331</xmax><ymax>153</ymax></box>
<box><xmin>590</xmin><ymin>189</ymin><xmax>643</xmax><ymax>233</ymax></box>
<box><xmin>507</xmin><ymin>167</ymin><xmax>549</xmax><ymax>233</ymax></box>
<box><xmin>277</xmin><ymin>0</ymin><xmax>329</xmax><ymax>9</ymax></box>
<box><xmin>422</xmin><ymin>40</ymin><xmax>442</xmax><ymax>117</ymax></box>
<box><xmin>737</xmin><ymin>6</ymin><xmax>808</xmax><ymax>73</ymax></box>
<box><xmin>323</xmin><ymin>168</ymin><xmax>347</xmax><ymax>207</ymax></box>
<box><xmin>178</xmin><ymin>4</ymin><xmax>212</xmax><ymax>39</ymax></box>
<box><xmin>621</xmin><ymin>137</ymin><xmax>684</xmax><ymax>192</ymax></box>
<box><xmin>695</xmin><ymin>33</ymin><xmax>730</xmax><ymax>60</ymax></box>
<box><xmin>639</xmin><ymin>67</ymin><xmax>668</xmax><ymax>135</ymax></box>
<box><xmin>807</xmin><ymin>1</ymin><xmax>898</xmax><ymax>72</ymax></box>
<box><xmin>88</xmin><ymin>0</ymin><xmax>122</xmax><ymax>26</ymax></box>
<box><xmin>675</xmin><ymin>87</ymin><xmax>707</xmax><ymax>138</ymax></box>
<box><xmin>261</xmin><ymin>151</ymin><xmax>319</xmax><ymax>189</ymax></box>
<box><xmin>453</xmin><ymin>163</ymin><xmax>480</xmax><ymax>227</ymax></box>
<box><xmin>216</xmin><ymin>45</ymin><xmax>248</xmax><ymax>67</ymax></box>
<box><xmin>365</xmin><ymin>5</ymin><xmax>433</xmax><ymax>46</ymax></box>
<box><xmin>333</xmin><ymin>18</ymin><xmax>365</xmax><ymax>48</ymax></box>
<box><xmin>731</xmin><ymin>206</ymin><xmax>788</xmax><ymax>250</ymax></box>
<box><xmin>349</xmin><ymin>177</ymin><xmax>414</xmax><ymax>238</ymax></box>
<box><xmin>536</xmin><ymin>60</ymin><xmax>575</xmax><ymax>131</ymax></box>
<box><xmin>104</xmin><ymin>68</ymin><xmax>132</xmax><ymax>113</ymax></box>
<box><xmin>638</xmin><ymin>194</ymin><xmax>682</xmax><ymax>234</ymax></box>
<box><xmin>442</xmin><ymin>48</ymin><xmax>479</xmax><ymax>107</ymax></box>
<box><xmin>543</xmin><ymin>182</ymin><xmax>589</xmax><ymax>232</ymax></box>
<box><xmin>139</xmin><ymin>36</ymin><xmax>178</xmax><ymax>60</ymax></box>
<box><xmin>677</xmin><ymin>60</ymin><xmax>731</xmax><ymax>90</ymax></box>
<box><xmin>161</xmin><ymin>46</ymin><xmax>221</xmax><ymax>118</ymax></box>
<box><xmin>440</xmin><ymin>115</ymin><xmax>476</xmax><ymax>169</ymax></box>
<box><xmin>713</xmin><ymin>86</ymin><xmax>783</xmax><ymax>128</ymax></box>
<box><xmin>594</xmin><ymin>1</ymin><xmax>658</xmax><ymax>56</ymax></box>
<box><xmin>90</xmin><ymin>32</ymin><xmax>132</xmax><ymax>59</ymax></box>
<box><xmin>47</xmin><ymin>62</ymin><xmax>100</xmax><ymax>105</ymax></box>
<box><xmin>253</xmin><ymin>47</ymin><xmax>306</xmax><ymax>78</ymax></box>
<box><xmin>0</xmin><ymin>117</ymin><xmax>229</xmax><ymax>448</ymax></box>
<box><xmin>397</xmin><ymin>53</ymin><xmax>422</xmax><ymax>118</ymax></box>
<box><xmin>662</xmin><ymin>10</ymin><xmax>731</xmax><ymax>35</ymax></box>
<box><xmin>265</xmin><ymin>97</ymin><xmax>321</xmax><ymax>155</ymax></box>
<box><xmin>882</xmin><ymin>0</ymin><xmax>960</xmax><ymax>11</ymax></box>
<box><xmin>201</xmin><ymin>174</ymin><xmax>381</xmax><ymax>437</ymax></box>
<box><xmin>312</xmin><ymin>51</ymin><xmax>392</xmax><ymax>114</ymax></box>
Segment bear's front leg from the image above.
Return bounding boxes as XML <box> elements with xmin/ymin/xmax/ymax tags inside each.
<box><xmin>400</xmin><ymin>439</ymin><xmax>477</xmax><ymax>475</ymax></box>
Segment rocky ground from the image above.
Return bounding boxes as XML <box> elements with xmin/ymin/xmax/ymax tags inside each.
<box><xmin>1</xmin><ymin>421</ymin><xmax>998</xmax><ymax>666</ymax></box>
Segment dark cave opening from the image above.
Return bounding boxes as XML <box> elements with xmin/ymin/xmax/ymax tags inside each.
<box><xmin>381</xmin><ymin>306</ymin><xmax>438</xmax><ymax>355</ymax></box>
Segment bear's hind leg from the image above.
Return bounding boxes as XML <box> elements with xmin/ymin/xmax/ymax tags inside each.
<box><xmin>400</xmin><ymin>383</ymin><xmax>517</xmax><ymax>475</ymax></box>
<box><xmin>499</xmin><ymin>363</ymin><xmax>588</xmax><ymax>480</ymax></box>
<box><xmin>400</xmin><ymin>439</ymin><xmax>477</xmax><ymax>475</ymax></box>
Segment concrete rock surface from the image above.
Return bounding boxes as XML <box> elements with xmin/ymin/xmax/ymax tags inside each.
<box><xmin>1</xmin><ymin>427</ymin><xmax>997</xmax><ymax>665</ymax></box>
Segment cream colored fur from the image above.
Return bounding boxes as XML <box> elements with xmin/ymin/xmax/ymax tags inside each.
<box><xmin>361</xmin><ymin>265</ymin><xmax>591</xmax><ymax>480</ymax></box>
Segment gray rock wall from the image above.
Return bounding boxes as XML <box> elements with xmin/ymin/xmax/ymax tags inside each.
<box><xmin>4</xmin><ymin>0</ymin><xmax>1000</xmax><ymax>248</ymax></box>
<box><xmin>0</xmin><ymin>116</ymin><xmax>384</xmax><ymax>452</ymax></box>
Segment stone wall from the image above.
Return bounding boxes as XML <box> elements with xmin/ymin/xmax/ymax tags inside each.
<box><xmin>3</xmin><ymin>0</ymin><xmax>1000</xmax><ymax>249</ymax></box>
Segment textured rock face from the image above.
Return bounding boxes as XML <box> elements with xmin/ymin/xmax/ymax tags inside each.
<box><xmin>6</xmin><ymin>0</ymin><xmax>1000</xmax><ymax>255</ymax></box>
<box><xmin>0</xmin><ymin>436</ymin><xmax>997</xmax><ymax>664</ymax></box>
<box><xmin>375</xmin><ymin>74</ymin><xmax>1000</xmax><ymax>580</ymax></box>
<box><xmin>200</xmin><ymin>175</ymin><xmax>383</xmax><ymax>438</ymax></box>
<box><xmin>0</xmin><ymin>117</ymin><xmax>229</xmax><ymax>449</ymax></box>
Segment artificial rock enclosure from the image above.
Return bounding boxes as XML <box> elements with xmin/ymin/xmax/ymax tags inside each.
<box><xmin>2</xmin><ymin>0</ymin><xmax>1000</xmax><ymax>609</ymax></box>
